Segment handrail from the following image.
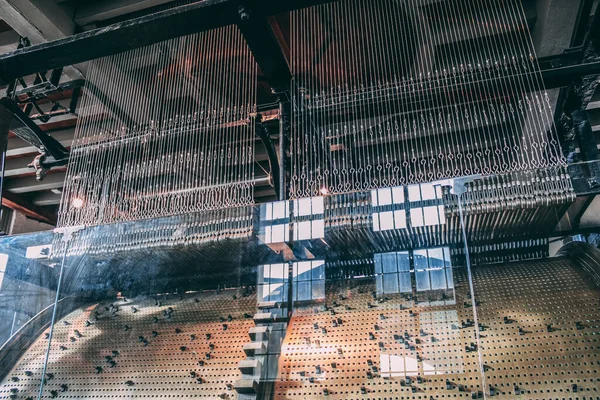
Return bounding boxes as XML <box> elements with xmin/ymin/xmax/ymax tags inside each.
<box><xmin>0</xmin><ymin>297</ymin><xmax>79</xmax><ymax>381</ymax></box>
<box><xmin>557</xmin><ymin>241</ymin><xmax>600</xmax><ymax>288</ymax></box>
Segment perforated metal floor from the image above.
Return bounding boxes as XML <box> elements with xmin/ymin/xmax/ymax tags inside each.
<box><xmin>2</xmin><ymin>260</ymin><xmax>599</xmax><ymax>400</ymax></box>
<box><xmin>1</xmin><ymin>290</ymin><xmax>256</xmax><ymax>399</ymax></box>
<box><xmin>275</xmin><ymin>259</ymin><xmax>600</xmax><ymax>400</ymax></box>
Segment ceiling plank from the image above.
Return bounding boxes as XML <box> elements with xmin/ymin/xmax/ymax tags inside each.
<box><xmin>3</xmin><ymin>172</ymin><xmax>64</xmax><ymax>194</ymax></box>
<box><xmin>29</xmin><ymin>190</ymin><xmax>61</xmax><ymax>206</ymax></box>
<box><xmin>75</xmin><ymin>0</ymin><xmax>174</xmax><ymax>26</ymax></box>
<box><xmin>0</xmin><ymin>0</ymin><xmax>82</xmax><ymax>80</ymax></box>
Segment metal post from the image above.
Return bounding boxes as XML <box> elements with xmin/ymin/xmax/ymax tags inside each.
<box><xmin>37</xmin><ymin>226</ymin><xmax>83</xmax><ymax>400</ymax></box>
<box><xmin>278</xmin><ymin>96</ymin><xmax>290</xmax><ymax>201</ymax></box>
<box><xmin>454</xmin><ymin>179</ymin><xmax>488</xmax><ymax>400</ymax></box>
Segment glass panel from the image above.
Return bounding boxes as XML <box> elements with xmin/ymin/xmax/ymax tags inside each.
<box><xmin>415</xmin><ymin>270</ymin><xmax>431</xmax><ymax>291</ymax></box>
<box><xmin>381</xmin><ymin>252</ymin><xmax>398</xmax><ymax>273</ymax></box>
<box><xmin>382</xmin><ymin>274</ymin><xmax>399</xmax><ymax>293</ymax></box>
<box><xmin>293</xmin><ymin>261</ymin><xmax>312</xmax><ymax>281</ymax></box>
<box><xmin>311</xmin><ymin>280</ymin><xmax>325</xmax><ymax>300</ymax></box>
<box><xmin>0</xmin><ymin>231</ymin><xmax>58</xmax><ymax>400</ymax></box>
<box><xmin>295</xmin><ymin>281</ymin><xmax>311</xmax><ymax>301</ymax></box>
<box><xmin>311</xmin><ymin>261</ymin><xmax>325</xmax><ymax>280</ymax></box>
<box><xmin>398</xmin><ymin>273</ymin><xmax>412</xmax><ymax>293</ymax></box>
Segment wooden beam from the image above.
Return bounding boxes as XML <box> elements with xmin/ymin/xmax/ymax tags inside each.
<box><xmin>1</xmin><ymin>190</ymin><xmax>56</xmax><ymax>224</ymax></box>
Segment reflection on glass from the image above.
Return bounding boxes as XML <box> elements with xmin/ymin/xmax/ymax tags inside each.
<box><xmin>258</xmin><ymin>263</ymin><xmax>288</xmax><ymax>303</ymax></box>
<box><xmin>293</xmin><ymin>260</ymin><xmax>325</xmax><ymax>302</ymax></box>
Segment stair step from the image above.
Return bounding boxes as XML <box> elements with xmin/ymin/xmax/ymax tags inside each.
<box><xmin>253</xmin><ymin>312</ymin><xmax>287</xmax><ymax>323</ymax></box>
<box><xmin>234</xmin><ymin>378</ymin><xmax>259</xmax><ymax>394</ymax></box>
<box><xmin>243</xmin><ymin>341</ymin><xmax>266</xmax><ymax>356</ymax></box>
<box><xmin>238</xmin><ymin>359</ymin><xmax>261</xmax><ymax>374</ymax></box>
<box><xmin>248</xmin><ymin>326</ymin><xmax>270</xmax><ymax>340</ymax></box>
<box><xmin>257</xmin><ymin>301</ymin><xmax>277</xmax><ymax>309</ymax></box>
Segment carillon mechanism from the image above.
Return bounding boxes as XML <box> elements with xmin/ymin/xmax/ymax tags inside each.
<box><xmin>289</xmin><ymin>0</ymin><xmax>567</xmax><ymax>198</ymax></box>
<box><xmin>51</xmin><ymin>206</ymin><xmax>255</xmax><ymax>257</ymax></box>
<box><xmin>57</xmin><ymin>25</ymin><xmax>258</xmax><ymax>228</ymax></box>
<box><xmin>1</xmin><ymin>1</ymin><xmax>600</xmax><ymax>399</ymax></box>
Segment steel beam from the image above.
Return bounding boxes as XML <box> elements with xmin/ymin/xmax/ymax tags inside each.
<box><xmin>0</xmin><ymin>0</ymin><xmax>83</xmax><ymax>82</ymax></box>
<box><xmin>0</xmin><ymin>0</ymin><xmax>335</xmax><ymax>87</ymax></box>
<box><xmin>237</xmin><ymin>3</ymin><xmax>291</xmax><ymax>93</ymax></box>
<box><xmin>0</xmin><ymin>98</ymin><xmax>69</xmax><ymax>164</ymax></box>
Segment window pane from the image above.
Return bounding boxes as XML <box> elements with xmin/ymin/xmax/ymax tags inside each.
<box><xmin>399</xmin><ymin>273</ymin><xmax>412</xmax><ymax>293</ymax></box>
<box><xmin>393</xmin><ymin>209</ymin><xmax>407</xmax><ymax>229</ymax></box>
<box><xmin>414</xmin><ymin>249</ymin><xmax>428</xmax><ymax>270</ymax></box>
<box><xmin>378</xmin><ymin>188</ymin><xmax>392</xmax><ymax>205</ymax></box>
<box><xmin>257</xmin><ymin>264</ymin><xmax>266</xmax><ymax>284</ymax></box>
<box><xmin>297</xmin><ymin>220</ymin><xmax>311</xmax><ymax>240</ymax></box>
<box><xmin>416</xmin><ymin>270</ymin><xmax>431</xmax><ymax>291</ymax></box>
<box><xmin>296</xmin><ymin>197</ymin><xmax>311</xmax><ymax>216</ymax></box>
<box><xmin>312</xmin><ymin>219</ymin><xmax>324</xmax><ymax>239</ymax></box>
<box><xmin>374</xmin><ymin>253</ymin><xmax>383</xmax><ymax>274</ymax></box>
<box><xmin>383</xmin><ymin>274</ymin><xmax>399</xmax><ymax>293</ymax></box>
<box><xmin>271</xmin><ymin>224</ymin><xmax>287</xmax><ymax>243</ymax></box>
<box><xmin>311</xmin><ymin>261</ymin><xmax>325</xmax><ymax>280</ymax></box>
<box><xmin>257</xmin><ymin>283</ymin><xmax>265</xmax><ymax>302</ymax></box>
<box><xmin>294</xmin><ymin>261</ymin><xmax>312</xmax><ymax>281</ymax></box>
<box><xmin>392</xmin><ymin>186</ymin><xmax>404</xmax><ymax>204</ymax></box>
<box><xmin>268</xmin><ymin>263</ymin><xmax>287</xmax><ymax>282</ymax></box>
<box><xmin>428</xmin><ymin>248</ymin><xmax>444</xmax><ymax>267</ymax></box>
<box><xmin>372</xmin><ymin>212</ymin><xmax>380</xmax><ymax>231</ymax></box>
<box><xmin>381</xmin><ymin>252</ymin><xmax>398</xmax><ymax>273</ymax></box>
<box><xmin>397</xmin><ymin>251</ymin><xmax>411</xmax><ymax>272</ymax></box>
<box><xmin>265</xmin><ymin>202</ymin><xmax>273</xmax><ymax>220</ymax></box>
<box><xmin>311</xmin><ymin>280</ymin><xmax>325</xmax><ymax>299</ymax></box>
<box><xmin>267</xmin><ymin>283</ymin><xmax>286</xmax><ymax>302</ymax></box>
<box><xmin>446</xmin><ymin>267</ymin><xmax>455</xmax><ymax>289</ymax></box>
<box><xmin>370</xmin><ymin>189</ymin><xmax>378</xmax><ymax>206</ymax></box>
<box><xmin>312</xmin><ymin>196</ymin><xmax>324</xmax><ymax>214</ymax></box>
<box><xmin>296</xmin><ymin>281</ymin><xmax>311</xmax><ymax>301</ymax></box>
<box><xmin>410</xmin><ymin>208</ymin><xmax>424</xmax><ymax>227</ymax></box>
<box><xmin>408</xmin><ymin>184</ymin><xmax>421</xmax><ymax>201</ymax></box>
<box><xmin>272</xmin><ymin>201</ymin><xmax>286</xmax><ymax>219</ymax></box>
<box><xmin>376</xmin><ymin>275</ymin><xmax>383</xmax><ymax>294</ymax></box>
<box><xmin>421</xmin><ymin>183</ymin><xmax>436</xmax><ymax>200</ymax></box>
<box><xmin>434</xmin><ymin>184</ymin><xmax>443</xmax><ymax>199</ymax></box>
<box><xmin>379</xmin><ymin>211</ymin><xmax>394</xmax><ymax>231</ymax></box>
<box><xmin>430</xmin><ymin>269</ymin><xmax>446</xmax><ymax>290</ymax></box>
<box><xmin>423</xmin><ymin>206</ymin><xmax>440</xmax><ymax>226</ymax></box>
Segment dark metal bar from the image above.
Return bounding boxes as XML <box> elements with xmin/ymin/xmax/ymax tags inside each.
<box><xmin>570</xmin><ymin>0</ymin><xmax>595</xmax><ymax>48</ymax></box>
<box><xmin>573</xmin><ymin>195</ymin><xmax>596</xmax><ymax>228</ymax></box>
<box><xmin>542</xmin><ymin>60</ymin><xmax>600</xmax><ymax>88</ymax></box>
<box><xmin>237</xmin><ymin>4</ymin><xmax>291</xmax><ymax>93</ymax></box>
<box><xmin>278</xmin><ymin>96</ymin><xmax>290</xmax><ymax>201</ymax></box>
<box><xmin>0</xmin><ymin>97</ymin><xmax>69</xmax><ymax>163</ymax></box>
<box><xmin>0</xmin><ymin>0</ymin><xmax>335</xmax><ymax>87</ymax></box>
<box><xmin>14</xmin><ymin>78</ymin><xmax>85</xmax><ymax>100</ymax></box>
<box><xmin>255</xmin><ymin>116</ymin><xmax>280</xmax><ymax>199</ymax></box>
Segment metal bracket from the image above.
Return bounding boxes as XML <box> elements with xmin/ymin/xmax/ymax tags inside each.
<box><xmin>0</xmin><ymin>97</ymin><xmax>70</xmax><ymax>180</ymax></box>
